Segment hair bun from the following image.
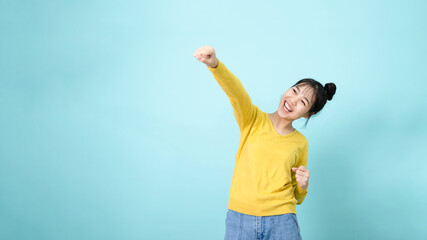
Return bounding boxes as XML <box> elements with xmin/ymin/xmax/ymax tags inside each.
<box><xmin>324</xmin><ymin>83</ymin><xmax>336</xmax><ymax>101</ymax></box>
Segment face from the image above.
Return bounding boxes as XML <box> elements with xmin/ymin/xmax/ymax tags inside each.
<box><xmin>277</xmin><ymin>84</ymin><xmax>315</xmax><ymax>120</ymax></box>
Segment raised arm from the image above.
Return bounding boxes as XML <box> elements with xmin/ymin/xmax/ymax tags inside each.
<box><xmin>193</xmin><ymin>45</ymin><xmax>258</xmax><ymax>131</ymax></box>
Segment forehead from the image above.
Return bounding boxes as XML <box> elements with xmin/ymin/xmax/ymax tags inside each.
<box><xmin>292</xmin><ymin>83</ymin><xmax>316</xmax><ymax>101</ymax></box>
<box><xmin>293</xmin><ymin>83</ymin><xmax>314</xmax><ymax>94</ymax></box>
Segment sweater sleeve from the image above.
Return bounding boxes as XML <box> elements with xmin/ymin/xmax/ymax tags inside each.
<box><xmin>207</xmin><ymin>59</ymin><xmax>257</xmax><ymax>131</ymax></box>
<box><xmin>292</xmin><ymin>141</ymin><xmax>309</xmax><ymax>205</ymax></box>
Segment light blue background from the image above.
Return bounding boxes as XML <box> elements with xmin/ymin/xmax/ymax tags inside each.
<box><xmin>1</xmin><ymin>0</ymin><xmax>426</xmax><ymax>239</ymax></box>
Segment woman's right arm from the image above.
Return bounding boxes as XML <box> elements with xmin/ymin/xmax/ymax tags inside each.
<box><xmin>193</xmin><ymin>45</ymin><xmax>258</xmax><ymax>131</ymax></box>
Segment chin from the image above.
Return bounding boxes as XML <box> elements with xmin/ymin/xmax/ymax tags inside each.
<box><xmin>277</xmin><ymin>111</ymin><xmax>292</xmax><ymax>120</ymax></box>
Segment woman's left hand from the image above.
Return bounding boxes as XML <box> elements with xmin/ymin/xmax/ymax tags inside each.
<box><xmin>292</xmin><ymin>166</ymin><xmax>310</xmax><ymax>190</ymax></box>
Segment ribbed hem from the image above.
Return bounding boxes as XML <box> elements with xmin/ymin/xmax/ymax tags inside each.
<box><xmin>228</xmin><ymin>199</ymin><xmax>297</xmax><ymax>217</ymax></box>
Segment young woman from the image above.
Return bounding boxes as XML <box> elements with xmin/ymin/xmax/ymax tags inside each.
<box><xmin>193</xmin><ymin>45</ymin><xmax>336</xmax><ymax>240</ymax></box>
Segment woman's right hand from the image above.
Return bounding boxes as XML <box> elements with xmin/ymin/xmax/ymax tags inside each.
<box><xmin>193</xmin><ymin>45</ymin><xmax>219</xmax><ymax>68</ymax></box>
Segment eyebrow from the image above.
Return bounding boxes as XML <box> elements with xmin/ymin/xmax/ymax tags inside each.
<box><xmin>295</xmin><ymin>86</ymin><xmax>310</xmax><ymax>105</ymax></box>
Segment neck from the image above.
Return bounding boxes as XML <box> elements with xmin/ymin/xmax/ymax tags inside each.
<box><xmin>270</xmin><ymin>111</ymin><xmax>295</xmax><ymax>132</ymax></box>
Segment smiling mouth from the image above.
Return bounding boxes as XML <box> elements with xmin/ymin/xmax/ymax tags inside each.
<box><xmin>284</xmin><ymin>100</ymin><xmax>293</xmax><ymax>112</ymax></box>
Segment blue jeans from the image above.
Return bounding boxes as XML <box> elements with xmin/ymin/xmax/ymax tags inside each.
<box><xmin>224</xmin><ymin>209</ymin><xmax>302</xmax><ymax>240</ymax></box>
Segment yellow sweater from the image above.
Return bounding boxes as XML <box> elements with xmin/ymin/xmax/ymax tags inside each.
<box><xmin>207</xmin><ymin>59</ymin><xmax>309</xmax><ymax>217</ymax></box>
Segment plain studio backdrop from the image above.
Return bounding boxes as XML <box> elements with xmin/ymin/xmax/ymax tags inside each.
<box><xmin>1</xmin><ymin>0</ymin><xmax>426</xmax><ymax>239</ymax></box>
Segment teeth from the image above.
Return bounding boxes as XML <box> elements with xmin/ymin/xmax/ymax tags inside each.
<box><xmin>283</xmin><ymin>105</ymin><xmax>289</xmax><ymax>112</ymax></box>
<box><xmin>284</xmin><ymin>101</ymin><xmax>292</xmax><ymax>112</ymax></box>
<box><xmin>285</xmin><ymin>102</ymin><xmax>292</xmax><ymax>111</ymax></box>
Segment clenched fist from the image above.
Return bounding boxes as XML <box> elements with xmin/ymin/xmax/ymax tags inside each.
<box><xmin>292</xmin><ymin>166</ymin><xmax>310</xmax><ymax>190</ymax></box>
<box><xmin>193</xmin><ymin>45</ymin><xmax>219</xmax><ymax>68</ymax></box>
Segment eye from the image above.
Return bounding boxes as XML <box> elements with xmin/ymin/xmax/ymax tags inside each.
<box><xmin>301</xmin><ymin>100</ymin><xmax>306</xmax><ymax>106</ymax></box>
<box><xmin>293</xmin><ymin>89</ymin><xmax>296</xmax><ymax>93</ymax></box>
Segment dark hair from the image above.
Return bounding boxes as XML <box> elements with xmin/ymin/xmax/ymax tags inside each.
<box><xmin>291</xmin><ymin>78</ymin><xmax>336</xmax><ymax>127</ymax></box>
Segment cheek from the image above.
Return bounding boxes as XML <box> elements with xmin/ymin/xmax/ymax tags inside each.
<box><xmin>298</xmin><ymin>105</ymin><xmax>309</xmax><ymax>114</ymax></box>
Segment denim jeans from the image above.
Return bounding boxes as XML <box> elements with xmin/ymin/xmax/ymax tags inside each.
<box><xmin>224</xmin><ymin>209</ymin><xmax>302</xmax><ymax>240</ymax></box>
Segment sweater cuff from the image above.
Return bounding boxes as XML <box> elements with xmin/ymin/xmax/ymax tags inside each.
<box><xmin>297</xmin><ymin>184</ymin><xmax>308</xmax><ymax>193</ymax></box>
<box><xmin>207</xmin><ymin>59</ymin><xmax>222</xmax><ymax>70</ymax></box>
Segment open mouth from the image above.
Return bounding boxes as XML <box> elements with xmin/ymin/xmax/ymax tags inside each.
<box><xmin>283</xmin><ymin>100</ymin><xmax>293</xmax><ymax>112</ymax></box>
